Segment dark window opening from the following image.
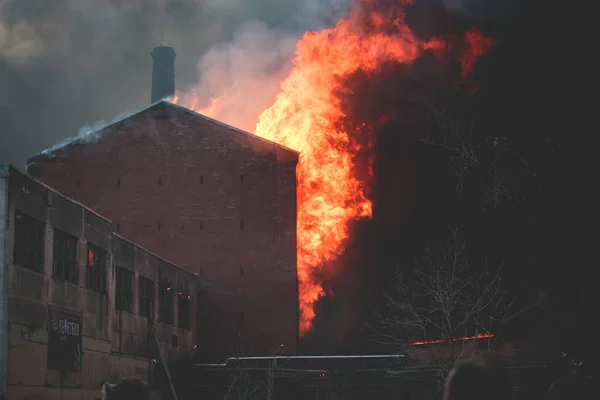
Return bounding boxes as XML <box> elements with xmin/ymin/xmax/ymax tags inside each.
<box><xmin>178</xmin><ymin>293</ymin><xmax>191</xmax><ymax>330</ymax></box>
<box><xmin>157</xmin><ymin>222</ymin><xmax>161</xmax><ymax>231</ymax></box>
<box><xmin>158</xmin><ymin>176</ymin><xmax>162</xmax><ymax>185</ymax></box>
<box><xmin>117</xmin><ymin>177</ymin><xmax>121</xmax><ymax>187</ymax></box>
<box><xmin>14</xmin><ymin>212</ymin><xmax>44</xmax><ymax>273</ymax></box>
<box><xmin>240</xmin><ymin>220</ymin><xmax>244</xmax><ymax>229</ymax></box>
<box><xmin>171</xmin><ymin>335</ymin><xmax>178</xmax><ymax>348</ymax></box>
<box><xmin>115</xmin><ymin>267</ymin><xmax>134</xmax><ymax>312</ymax></box>
<box><xmin>240</xmin><ymin>174</ymin><xmax>244</xmax><ymax>183</ymax></box>
<box><xmin>240</xmin><ymin>312</ymin><xmax>244</xmax><ymax>322</ymax></box>
<box><xmin>200</xmin><ymin>175</ymin><xmax>203</xmax><ymax>184</ymax></box>
<box><xmin>181</xmin><ymin>225</ymin><xmax>184</xmax><ymax>231</ymax></box>
<box><xmin>240</xmin><ymin>266</ymin><xmax>244</xmax><ymax>276</ymax></box>
<box><xmin>200</xmin><ymin>220</ymin><xmax>204</xmax><ymax>230</ymax></box>
<box><xmin>86</xmin><ymin>244</ymin><xmax>107</xmax><ymax>294</ymax></box>
<box><xmin>139</xmin><ymin>276</ymin><xmax>154</xmax><ymax>319</ymax></box>
<box><xmin>53</xmin><ymin>229</ymin><xmax>78</xmax><ymax>284</ymax></box>
<box><xmin>158</xmin><ymin>277</ymin><xmax>174</xmax><ymax>325</ymax></box>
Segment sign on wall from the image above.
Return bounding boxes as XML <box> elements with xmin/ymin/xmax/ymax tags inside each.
<box><xmin>47</xmin><ymin>307</ymin><xmax>82</xmax><ymax>372</ymax></box>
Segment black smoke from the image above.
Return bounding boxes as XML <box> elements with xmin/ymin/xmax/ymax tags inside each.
<box><xmin>301</xmin><ymin>0</ymin><xmax>593</xmax><ymax>359</ymax></box>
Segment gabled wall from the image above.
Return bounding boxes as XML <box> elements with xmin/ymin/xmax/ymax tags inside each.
<box><xmin>27</xmin><ymin>102</ymin><xmax>300</xmax><ymax>361</ymax></box>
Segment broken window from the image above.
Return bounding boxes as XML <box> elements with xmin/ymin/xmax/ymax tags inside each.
<box><xmin>139</xmin><ymin>276</ymin><xmax>154</xmax><ymax>318</ymax></box>
<box><xmin>115</xmin><ymin>267</ymin><xmax>134</xmax><ymax>312</ymax></box>
<box><xmin>53</xmin><ymin>229</ymin><xmax>78</xmax><ymax>284</ymax></box>
<box><xmin>158</xmin><ymin>275</ymin><xmax>174</xmax><ymax>324</ymax></box>
<box><xmin>14</xmin><ymin>212</ymin><xmax>45</xmax><ymax>273</ymax></box>
<box><xmin>85</xmin><ymin>244</ymin><xmax>107</xmax><ymax>294</ymax></box>
<box><xmin>178</xmin><ymin>292</ymin><xmax>191</xmax><ymax>330</ymax></box>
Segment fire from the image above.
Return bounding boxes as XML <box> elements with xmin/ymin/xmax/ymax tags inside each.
<box><xmin>173</xmin><ymin>2</ymin><xmax>493</xmax><ymax>335</ymax></box>
<box><xmin>411</xmin><ymin>333</ymin><xmax>495</xmax><ymax>346</ymax></box>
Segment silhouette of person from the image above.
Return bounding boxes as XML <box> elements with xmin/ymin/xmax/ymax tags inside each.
<box><xmin>443</xmin><ymin>356</ymin><xmax>513</xmax><ymax>400</ymax></box>
<box><xmin>101</xmin><ymin>377</ymin><xmax>151</xmax><ymax>400</ymax></box>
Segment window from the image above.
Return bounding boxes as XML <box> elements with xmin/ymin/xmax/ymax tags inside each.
<box><xmin>240</xmin><ymin>220</ymin><xmax>244</xmax><ymax>229</ymax></box>
<box><xmin>53</xmin><ymin>229</ymin><xmax>78</xmax><ymax>284</ymax></box>
<box><xmin>200</xmin><ymin>221</ymin><xmax>204</xmax><ymax>230</ymax></box>
<box><xmin>240</xmin><ymin>174</ymin><xmax>244</xmax><ymax>183</ymax></box>
<box><xmin>14</xmin><ymin>212</ymin><xmax>44</xmax><ymax>273</ymax></box>
<box><xmin>139</xmin><ymin>276</ymin><xmax>154</xmax><ymax>318</ymax></box>
<box><xmin>86</xmin><ymin>244</ymin><xmax>106</xmax><ymax>293</ymax></box>
<box><xmin>240</xmin><ymin>266</ymin><xmax>244</xmax><ymax>276</ymax></box>
<box><xmin>178</xmin><ymin>292</ymin><xmax>191</xmax><ymax>330</ymax></box>
<box><xmin>158</xmin><ymin>278</ymin><xmax>174</xmax><ymax>324</ymax></box>
<box><xmin>115</xmin><ymin>267</ymin><xmax>133</xmax><ymax>312</ymax></box>
<box><xmin>200</xmin><ymin>175</ymin><xmax>203</xmax><ymax>184</ymax></box>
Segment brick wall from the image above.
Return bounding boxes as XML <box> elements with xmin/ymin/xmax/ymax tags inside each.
<box><xmin>4</xmin><ymin>166</ymin><xmax>195</xmax><ymax>399</ymax></box>
<box><xmin>27</xmin><ymin>101</ymin><xmax>300</xmax><ymax>361</ymax></box>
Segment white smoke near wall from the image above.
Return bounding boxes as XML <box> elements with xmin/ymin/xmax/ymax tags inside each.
<box><xmin>39</xmin><ymin>106</ymin><xmax>152</xmax><ymax>157</ymax></box>
<box><xmin>174</xmin><ymin>0</ymin><xmax>353</xmax><ymax>132</ymax></box>
<box><xmin>174</xmin><ymin>21</ymin><xmax>297</xmax><ymax>132</ymax></box>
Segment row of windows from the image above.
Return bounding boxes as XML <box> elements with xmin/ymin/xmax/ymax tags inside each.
<box><xmin>13</xmin><ymin>211</ymin><xmax>191</xmax><ymax>328</ymax></box>
<box><xmin>114</xmin><ymin>267</ymin><xmax>190</xmax><ymax>328</ymax></box>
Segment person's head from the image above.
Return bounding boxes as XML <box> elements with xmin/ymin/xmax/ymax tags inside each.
<box><xmin>100</xmin><ymin>377</ymin><xmax>151</xmax><ymax>400</ymax></box>
<box><xmin>443</xmin><ymin>356</ymin><xmax>512</xmax><ymax>400</ymax></box>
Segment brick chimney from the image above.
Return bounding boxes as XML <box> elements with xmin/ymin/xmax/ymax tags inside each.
<box><xmin>151</xmin><ymin>46</ymin><xmax>176</xmax><ymax>103</ymax></box>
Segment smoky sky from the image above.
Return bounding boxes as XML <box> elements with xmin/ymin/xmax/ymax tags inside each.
<box><xmin>0</xmin><ymin>0</ymin><xmax>352</xmax><ymax>168</ymax></box>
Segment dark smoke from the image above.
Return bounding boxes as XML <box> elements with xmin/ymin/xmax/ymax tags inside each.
<box><xmin>301</xmin><ymin>0</ymin><xmax>560</xmax><ymax>355</ymax></box>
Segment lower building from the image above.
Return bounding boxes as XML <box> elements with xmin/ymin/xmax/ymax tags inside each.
<box><xmin>0</xmin><ymin>165</ymin><xmax>197</xmax><ymax>399</ymax></box>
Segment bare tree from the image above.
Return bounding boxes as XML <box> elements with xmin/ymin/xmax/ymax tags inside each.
<box><xmin>372</xmin><ymin>228</ymin><xmax>538</xmax><ymax>380</ymax></box>
<box><xmin>422</xmin><ymin>103</ymin><xmax>537</xmax><ymax>210</ymax></box>
<box><xmin>223</xmin><ymin>358</ymin><xmax>269</xmax><ymax>400</ymax></box>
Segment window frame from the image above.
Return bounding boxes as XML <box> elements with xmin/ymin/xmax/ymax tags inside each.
<box><xmin>177</xmin><ymin>292</ymin><xmax>191</xmax><ymax>330</ymax></box>
<box><xmin>139</xmin><ymin>276</ymin><xmax>155</xmax><ymax>319</ymax></box>
<box><xmin>158</xmin><ymin>278</ymin><xmax>174</xmax><ymax>325</ymax></box>
<box><xmin>115</xmin><ymin>266</ymin><xmax>134</xmax><ymax>312</ymax></box>
<box><xmin>85</xmin><ymin>243</ymin><xmax>107</xmax><ymax>294</ymax></box>
<box><xmin>13</xmin><ymin>211</ymin><xmax>45</xmax><ymax>273</ymax></box>
<box><xmin>52</xmin><ymin>229</ymin><xmax>79</xmax><ymax>284</ymax></box>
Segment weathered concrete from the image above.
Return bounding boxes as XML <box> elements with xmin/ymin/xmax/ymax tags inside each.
<box><xmin>2</xmin><ymin>166</ymin><xmax>196</xmax><ymax>399</ymax></box>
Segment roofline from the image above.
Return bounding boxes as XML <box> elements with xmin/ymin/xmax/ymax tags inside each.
<box><xmin>27</xmin><ymin>99</ymin><xmax>299</xmax><ymax>166</ymax></box>
<box><xmin>5</xmin><ymin>164</ymin><xmax>194</xmax><ymax>276</ymax></box>
<box><xmin>112</xmin><ymin>233</ymin><xmax>196</xmax><ymax>278</ymax></box>
<box><xmin>165</xmin><ymin>100</ymin><xmax>300</xmax><ymax>156</ymax></box>
<box><xmin>7</xmin><ymin>165</ymin><xmax>112</xmax><ymax>223</ymax></box>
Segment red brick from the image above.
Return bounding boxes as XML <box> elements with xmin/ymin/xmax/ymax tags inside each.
<box><xmin>28</xmin><ymin>101</ymin><xmax>300</xmax><ymax>360</ymax></box>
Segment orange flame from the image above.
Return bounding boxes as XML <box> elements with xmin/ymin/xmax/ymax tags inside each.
<box><xmin>173</xmin><ymin>3</ymin><xmax>493</xmax><ymax>335</ymax></box>
<box><xmin>411</xmin><ymin>333</ymin><xmax>495</xmax><ymax>346</ymax></box>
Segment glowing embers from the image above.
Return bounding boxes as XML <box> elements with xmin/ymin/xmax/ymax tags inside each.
<box><xmin>411</xmin><ymin>333</ymin><xmax>495</xmax><ymax>346</ymax></box>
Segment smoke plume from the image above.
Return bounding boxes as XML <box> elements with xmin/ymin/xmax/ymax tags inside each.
<box><xmin>0</xmin><ymin>0</ymin><xmax>351</xmax><ymax>167</ymax></box>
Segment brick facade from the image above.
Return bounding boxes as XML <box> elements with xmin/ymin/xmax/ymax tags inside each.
<box><xmin>27</xmin><ymin>101</ymin><xmax>300</xmax><ymax>360</ymax></box>
<box><xmin>2</xmin><ymin>166</ymin><xmax>195</xmax><ymax>399</ymax></box>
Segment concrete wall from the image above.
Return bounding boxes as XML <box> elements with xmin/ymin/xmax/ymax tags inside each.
<box><xmin>28</xmin><ymin>101</ymin><xmax>300</xmax><ymax>361</ymax></box>
<box><xmin>3</xmin><ymin>166</ymin><xmax>195</xmax><ymax>400</ymax></box>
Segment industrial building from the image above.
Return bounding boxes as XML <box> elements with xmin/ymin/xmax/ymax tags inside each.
<box><xmin>26</xmin><ymin>46</ymin><xmax>300</xmax><ymax>362</ymax></box>
<box><xmin>0</xmin><ymin>165</ymin><xmax>196</xmax><ymax>399</ymax></box>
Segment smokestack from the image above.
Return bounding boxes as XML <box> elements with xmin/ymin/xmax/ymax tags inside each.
<box><xmin>151</xmin><ymin>46</ymin><xmax>176</xmax><ymax>103</ymax></box>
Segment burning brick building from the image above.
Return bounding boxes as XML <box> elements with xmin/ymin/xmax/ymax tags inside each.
<box><xmin>26</xmin><ymin>47</ymin><xmax>300</xmax><ymax>361</ymax></box>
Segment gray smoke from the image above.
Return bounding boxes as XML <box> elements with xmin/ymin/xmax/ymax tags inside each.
<box><xmin>0</xmin><ymin>0</ymin><xmax>351</xmax><ymax>168</ymax></box>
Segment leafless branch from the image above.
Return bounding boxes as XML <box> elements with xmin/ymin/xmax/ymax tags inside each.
<box><xmin>371</xmin><ymin>228</ymin><xmax>537</xmax><ymax>380</ymax></box>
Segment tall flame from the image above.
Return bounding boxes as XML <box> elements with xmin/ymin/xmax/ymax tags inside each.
<box><xmin>173</xmin><ymin>2</ymin><xmax>493</xmax><ymax>335</ymax></box>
